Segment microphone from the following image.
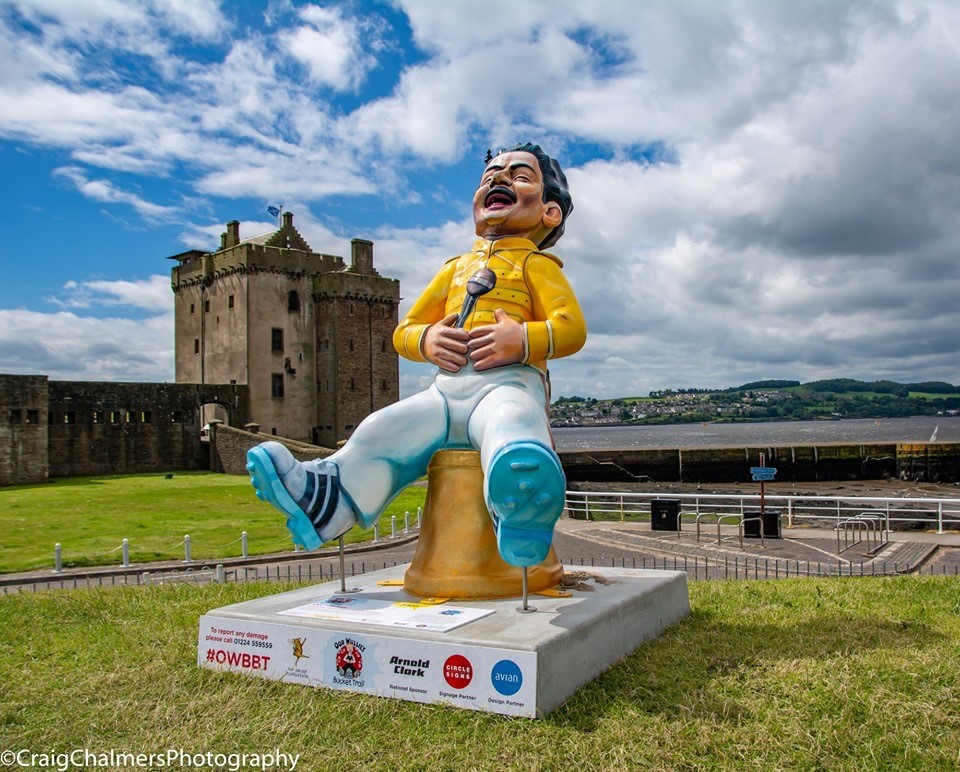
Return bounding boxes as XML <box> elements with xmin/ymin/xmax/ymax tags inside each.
<box><xmin>455</xmin><ymin>268</ymin><xmax>497</xmax><ymax>328</ymax></box>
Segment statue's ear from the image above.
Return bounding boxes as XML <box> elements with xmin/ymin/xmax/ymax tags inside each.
<box><xmin>542</xmin><ymin>202</ymin><xmax>563</xmax><ymax>229</ymax></box>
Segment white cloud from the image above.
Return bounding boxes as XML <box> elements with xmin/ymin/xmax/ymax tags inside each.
<box><xmin>0</xmin><ymin>308</ymin><xmax>173</xmax><ymax>381</ymax></box>
<box><xmin>47</xmin><ymin>275</ymin><xmax>173</xmax><ymax>312</ymax></box>
<box><xmin>283</xmin><ymin>5</ymin><xmax>375</xmax><ymax>91</ymax></box>
<box><xmin>53</xmin><ymin>166</ymin><xmax>177</xmax><ymax>220</ymax></box>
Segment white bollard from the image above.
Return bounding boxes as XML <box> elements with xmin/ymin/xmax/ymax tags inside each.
<box><xmin>53</xmin><ymin>543</ymin><xmax>62</xmax><ymax>574</ymax></box>
<box><xmin>183</xmin><ymin>534</ymin><xmax>193</xmax><ymax>563</ymax></box>
<box><xmin>373</xmin><ymin>523</ymin><xmax>379</xmax><ymax>543</ymax></box>
<box><xmin>241</xmin><ymin>531</ymin><xmax>249</xmax><ymax>558</ymax></box>
<box><xmin>404</xmin><ymin>510</ymin><xmax>410</xmax><ymax>533</ymax></box>
<box><xmin>215</xmin><ymin>564</ymin><xmax>225</xmax><ymax>583</ymax></box>
<box><xmin>390</xmin><ymin>515</ymin><xmax>397</xmax><ymax>538</ymax></box>
<box><xmin>122</xmin><ymin>538</ymin><xmax>131</xmax><ymax>568</ymax></box>
<box><xmin>417</xmin><ymin>507</ymin><xmax>422</xmax><ymax>528</ymax></box>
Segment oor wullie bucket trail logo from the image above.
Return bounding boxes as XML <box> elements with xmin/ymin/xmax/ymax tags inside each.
<box><xmin>333</xmin><ymin>638</ymin><xmax>365</xmax><ymax>684</ymax></box>
<box><xmin>443</xmin><ymin>654</ymin><xmax>473</xmax><ymax>689</ymax></box>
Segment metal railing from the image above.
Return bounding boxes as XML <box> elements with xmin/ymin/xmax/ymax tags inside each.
<box><xmin>565</xmin><ymin>490</ymin><xmax>960</xmax><ymax>534</ymax></box>
<box><xmin>5</xmin><ymin>554</ymin><xmax>959</xmax><ymax>595</ymax></box>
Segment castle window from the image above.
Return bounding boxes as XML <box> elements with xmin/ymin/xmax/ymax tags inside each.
<box><xmin>381</xmin><ymin>339</ymin><xmax>386</xmax><ymax>353</ymax></box>
<box><xmin>381</xmin><ymin>379</ymin><xmax>387</xmax><ymax>391</ymax></box>
<box><xmin>194</xmin><ymin>339</ymin><xmax>200</xmax><ymax>354</ymax></box>
<box><xmin>272</xmin><ymin>373</ymin><xmax>285</xmax><ymax>398</ymax></box>
<box><xmin>350</xmin><ymin>378</ymin><xmax>356</xmax><ymax>391</ymax></box>
<box><xmin>26</xmin><ymin>410</ymin><xmax>39</xmax><ymax>424</ymax></box>
<box><xmin>288</xmin><ymin>290</ymin><xmax>300</xmax><ymax>313</ymax></box>
<box><xmin>9</xmin><ymin>409</ymin><xmax>21</xmax><ymax>424</ymax></box>
<box><xmin>228</xmin><ymin>294</ymin><xmax>235</xmax><ymax>309</ymax></box>
<box><xmin>126</xmin><ymin>411</ymin><xmax>135</xmax><ymax>423</ymax></box>
<box><xmin>64</xmin><ymin>411</ymin><xmax>76</xmax><ymax>425</ymax></box>
<box><xmin>110</xmin><ymin>411</ymin><xmax>122</xmax><ymax>424</ymax></box>
<box><xmin>349</xmin><ymin>339</ymin><xmax>354</xmax><ymax>352</ymax></box>
<box><xmin>271</xmin><ymin>328</ymin><xmax>284</xmax><ymax>352</ymax></box>
<box><xmin>171</xmin><ymin>411</ymin><xmax>183</xmax><ymax>423</ymax></box>
<box><xmin>93</xmin><ymin>410</ymin><xmax>104</xmax><ymax>424</ymax></box>
<box><xmin>190</xmin><ymin>303</ymin><xmax>195</xmax><ymax>314</ymax></box>
<box><xmin>141</xmin><ymin>411</ymin><xmax>152</xmax><ymax>424</ymax></box>
<box><xmin>204</xmin><ymin>300</ymin><xmax>210</xmax><ymax>313</ymax></box>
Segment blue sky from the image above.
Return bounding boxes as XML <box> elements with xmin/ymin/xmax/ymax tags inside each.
<box><xmin>2</xmin><ymin>0</ymin><xmax>960</xmax><ymax>399</ymax></box>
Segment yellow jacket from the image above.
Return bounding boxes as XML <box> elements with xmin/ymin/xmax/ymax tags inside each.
<box><xmin>393</xmin><ymin>237</ymin><xmax>587</xmax><ymax>373</ymax></box>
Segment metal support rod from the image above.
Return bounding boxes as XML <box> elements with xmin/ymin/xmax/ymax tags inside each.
<box><xmin>517</xmin><ymin>567</ymin><xmax>536</xmax><ymax>613</ymax></box>
<box><xmin>53</xmin><ymin>543</ymin><xmax>62</xmax><ymax>574</ymax></box>
<box><xmin>336</xmin><ymin>535</ymin><xmax>361</xmax><ymax>594</ymax></box>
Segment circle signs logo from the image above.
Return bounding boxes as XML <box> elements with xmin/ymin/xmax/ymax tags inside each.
<box><xmin>491</xmin><ymin>659</ymin><xmax>522</xmax><ymax>696</ymax></box>
<box><xmin>443</xmin><ymin>654</ymin><xmax>473</xmax><ymax>689</ymax></box>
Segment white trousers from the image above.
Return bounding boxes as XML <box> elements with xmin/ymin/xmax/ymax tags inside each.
<box><xmin>329</xmin><ymin>364</ymin><xmax>553</xmax><ymax>522</ymax></box>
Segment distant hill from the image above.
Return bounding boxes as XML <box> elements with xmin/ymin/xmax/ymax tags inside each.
<box><xmin>551</xmin><ymin>378</ymin><xmax>960</xmax><ymax>427</ymax></box>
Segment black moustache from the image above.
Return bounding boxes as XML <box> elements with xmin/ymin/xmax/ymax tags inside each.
<box><xmin>484</xmin><ymin>186</ymin><xmax>517</xmax><ymax>205</ymax></box>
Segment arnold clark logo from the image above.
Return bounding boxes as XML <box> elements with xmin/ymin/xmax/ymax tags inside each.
<box><xmin>332</xmin><ymin>637</ymin><xmax>365</xmax><ymax>685</ymax></box>
<box><xmin>390</xmin><ymin>655</ymin><xmax>429</xmax><ymax>677</ymax></box>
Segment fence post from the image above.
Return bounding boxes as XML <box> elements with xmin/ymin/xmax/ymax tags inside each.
<box><xmin>241</xmin><ymin>531</ymin><xmax>249</xmax><ymax>558</ymax></box>
<box><xmin>122</xmin><ymin>538</ymin><xmax>130</xmax><ymax>568</ymax></box>
<box><xmin>390</xmin><ymin>515</ymin><xmax>397</xmax><ymax>538</ymax></box>
<box><xmin>215</xmin><ymin>564</ymin><xmax>225</xmax><ymax>583</ymax></box>
<box><xmin>183</xmin><ymin>535</ymin><xmax>193</xmax><ymax>563</ymax></box>
<box><xmin>373</xmin><ymin>523</ymin><xmax>379</xmax><ymax>543</ymax></box>
<box><xmin>53</xmin><ymin>543</ymin><xmax>62</xmax><ymax>574</ymax></box>
<box><xmin>938</xmin><ymin>502</ymin><xmax>944</xmax><ymax>535</ymax></box>
<box><xmin>417</xmin><ymin>507</ymin><xmax>422</xmax><ymax>528</ymax></box>
<box><xmin>404</xmin><ymin>511</ymin><xmax>410</xmax><ymax>533</ymax></box>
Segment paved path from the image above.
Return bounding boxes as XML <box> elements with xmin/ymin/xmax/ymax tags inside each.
<box><xmin>4</xmin><ymin>515</ymin><xmax>959</xmax><ymax>593</ymax></box>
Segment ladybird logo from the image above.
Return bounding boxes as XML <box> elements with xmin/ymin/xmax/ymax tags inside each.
<box><xmin>335</xmin><ymin>640</ymin><xmax>364</xmax><ymax>679</ymax></box>
<box><xmin>443</xmin><ymin>654</ymin><xmax>473</xmax><ymax>689</ymax></box>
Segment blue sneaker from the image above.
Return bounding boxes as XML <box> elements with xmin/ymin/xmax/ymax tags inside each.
<box><xmin>246</xmin><ymin>441</ymin><xmax>358</xmax><ymax>550</ymax></box>
<box><xmin>485</xmin><ymin>441</ymin><xmax>566</xmax><ymax>567</ymax></box>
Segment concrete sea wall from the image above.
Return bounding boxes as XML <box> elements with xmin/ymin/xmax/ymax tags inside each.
<box><xmin>558</xmin><ymin>443</ymin><xmax>960</xmax><ymax>484</ymax></box>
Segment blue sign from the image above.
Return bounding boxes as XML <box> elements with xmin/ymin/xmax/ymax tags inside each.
<box><xmin>491</xmin><ymin>659</ymin><xmax>523</xmax><ymax>696</ymax></box>
<box><xmin>750</xmin><ymin>466</ymin><xmax>777</xmax><ymax>481</ymax></box>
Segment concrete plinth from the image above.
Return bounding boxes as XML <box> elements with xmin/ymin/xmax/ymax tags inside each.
<box><xmin>198</xmin><ymin>565</ymin><xmax>690</xmax><ymax>718</ymax></box>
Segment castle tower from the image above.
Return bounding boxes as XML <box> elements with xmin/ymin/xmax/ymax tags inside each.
<box><xmin>170</xmin><ymin>213</ymin><xmax>399</xmax><ymax>444</ymax></box>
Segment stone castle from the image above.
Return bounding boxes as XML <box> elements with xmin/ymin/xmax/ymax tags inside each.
<box><xmin>0</xmin><ymin>214</ymin><xmax>400</xmax><ymax>485</ymax></box>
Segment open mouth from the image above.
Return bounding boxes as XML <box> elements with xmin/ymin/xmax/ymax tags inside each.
<box><xmin>484</xmin><ymin>186</ymin><xmax>516</xmax><ymax>210</ymax></box>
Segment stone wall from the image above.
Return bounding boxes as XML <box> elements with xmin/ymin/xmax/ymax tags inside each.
<box><xmin>44</xmin><ymin>380</ymin><xmax>249</xmax><ymax>479</ymax></box>
<box><xmin>0</xmin><ymin>375</ymin><xmax>49</xmax><ymax>485</ymax></box>
<box><xmin>210</xmin><ymin>423</ymin><xmax>334</xmax><ymax>475</ymax></box>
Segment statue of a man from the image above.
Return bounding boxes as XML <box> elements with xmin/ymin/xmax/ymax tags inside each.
<box><xmin>247</xmin><ymin>143</ymin><xmax>586</xmax><ymax>567</ymax></box>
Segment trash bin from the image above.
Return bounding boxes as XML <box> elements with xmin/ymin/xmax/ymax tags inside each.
<box><xmin>651</xmin><ymin>499</ymin><xmax>680</xmax><ymax>531</ymax></box>
<box><xmin>743</xmin><ymin>509</ymin><xmax>781</xmax><ymax>538</ymax></box>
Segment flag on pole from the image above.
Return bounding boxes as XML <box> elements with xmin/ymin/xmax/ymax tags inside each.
<box><xmin>267</xmin><ymin>205</ymin><xmax>281</xmax><ymax>218</ymax></box>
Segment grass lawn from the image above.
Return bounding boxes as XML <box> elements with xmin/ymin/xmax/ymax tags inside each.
<box><xmin>1</xmin><ymin>576</ymin><xmax>958</xmax><ymax>769</ymax></box>
<box><xmin>0</xmin><ymin>472</ymin><xmax>426</xmax><ymax>574</ymax></box>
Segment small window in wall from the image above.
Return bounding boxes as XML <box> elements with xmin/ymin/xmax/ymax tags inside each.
<box><xmin>381</xmin><ymin>379</ymin><xmax>388</xmax><ymax>391</ymax></box>
<box><xmin>228</xmin><ymin>294</ymin><xmax>235</xmax><ymax>309</ymax></box>
<box><xmin>194</xmin><ymin>339</ymin><xmax>200</xmax><ymax>354</ymax></box>
<box><xmin>26</xmin><ymin>410</ymin><xmax>39</xmax><ymax>424</ymax></box>
<box><xmin>126</xmin><ymin>411</ymin><xmax>136</xmax><ymax>423</ymax></box>
<box><xmin>110</xmin><ymin>411</ymin><xmax>122</xmax><ymax>424</ymax></box>
<box><xmin>48</xmin><ymin>412</ymin><xmax>54</xmax><ymax>425</ymax></box>
<box><xmin>272</xmin><ymin>373</ymin><xmax>285</xmax><ymax>398</ymax></box>
<box><xmin>64</xmin><ymin>411</ymin><xmax>76</xmax><ymax>425</ymax></box>
<box><xmin>9</xmin><ymin>409</ymin><xmax>22</xmax><ymax>424</ymax></box>
<box><xmin>381</xmin><ymin>339</ymin><xmax>387</xmax><ymax>353</ymax></box>
<box><xmin>349</xmin><ymin>339</ymin><xmax>355</xmax><ymax>352</ymax></box>
<box><xmin>288</xmin><ymin>290</ymin><xmax>300</xmax><ymax>313</ymax></box>
<box><xmin>93</xmin><ymin>410</ymin><xmax>105</xmax><ymax>424</ymax></box>
<box><xmin>171</xmin><ymin>411</ymin><xmax>183</xmax><ymax>423</ymax></box>
<box><xmin>271</xmin><ymin>427</ymin><xmax>277</xmax><ymax>435</ymax></box>
<box><xmin>190</xmin><ymin>303</ymin><xmax>195</xmax><ymax>314</ymax></box>
<box><xmin>350</xmin><ymin>378</ymin><xmax>356</xmax><ymax>391</ymax></box>
<box><xmin>271</xmin><ymin>328</ymin><xmax>284</xmax><ymax>352</ymax></box>
<box><xmin>204</xmin><ymin>299</ymin><xmax>210</xmax><ymax>313</ymax></box>
<box><xmin>141</xmin><ymin>411</ymin><xmax>152</xmax><ymax>424</ymax></box>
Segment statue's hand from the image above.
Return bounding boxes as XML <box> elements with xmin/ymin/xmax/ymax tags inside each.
<box><xmin>467</xmin><ymin>308</ymin><xmax>524</xmax><ymax>371</ymax></box>
<box><xmin>423</xmin><ymin>313</ymin><xmax>470</xmax><ymax>372</ymax></box>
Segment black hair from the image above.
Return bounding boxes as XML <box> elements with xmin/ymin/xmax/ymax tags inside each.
<box><xmin>487</xmin><ymin>143</ymin><xmax>573</xmax><ymax>249</ymax></box>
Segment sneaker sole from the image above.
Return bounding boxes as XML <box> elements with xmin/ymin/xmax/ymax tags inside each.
<box><xmin>246</xmin><ymin>446</ymin><xmax>323</xmax><ymax>551</ymax></box>
<box><xmin>486</xmin><ymin>442</ymin><xmax>565</xmax><ymax>567</ymax></box>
